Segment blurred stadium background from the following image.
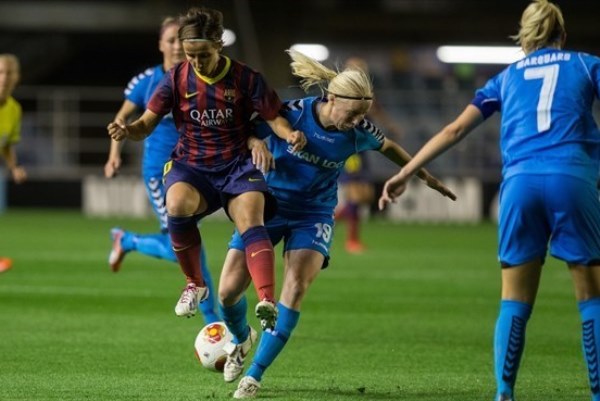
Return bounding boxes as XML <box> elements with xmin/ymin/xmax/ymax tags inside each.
<box><xmin>1</xmin><ymin>0</ymin><xmax>598</xmax><ymax>221</ymax></box>
<box><xmin>3</xmin><ymin>2</ymin><xmax>600</xmax><ymax>400</ymax></box>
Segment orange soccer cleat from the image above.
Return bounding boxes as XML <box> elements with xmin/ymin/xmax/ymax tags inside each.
<box><xmin>0</xmin><ymin>257</ymin><xmax>13</xmax><ymax>273</ymax></box>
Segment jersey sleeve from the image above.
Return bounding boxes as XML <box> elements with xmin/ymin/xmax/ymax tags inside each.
<box><xmin>253</xmin><ymin>98</ymin><xmax>303</xmax><ymax>139</ymax></box>
<box><xmin>146</xmin><ymin>69</ymin><xmax>175</xmax><ymax>117</ymax></box>
<box><xmin>249</xmin><ymin>71</ymin><xmax>282</xmax><ymax>122</ymax></box>
<box><xmin>124</xmin><ymin>68</ymin><xmax>152</xmax><ymax>108</ymax></box>
<box><xmin>577</xmin><ymin>52</ymin><xmax>600</xmax><ymax>100</ymax></box>
<box><xmin>355</xmin><ymin>119</ymin><xmax>385</xmax><ymax>153</ymax></box>
<box><xmin>471</xmin><ymin>71</ymin><xmax>504</xmax><ymax>119</ymax></box>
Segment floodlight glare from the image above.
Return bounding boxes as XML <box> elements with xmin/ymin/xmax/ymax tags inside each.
<box><xmin>436</xmin><ymin>46</ymin><xmax>525</xmax><ymax>64</ymax></box>
<box><xmin>290</xmin><ymin>44</ymin><xmax>330</xmax><ymax>62</ymax></box>
<box><xmin>223</xmin><ymin>29</ymin><xmax>236</xmax><ymax>47</ymax></box>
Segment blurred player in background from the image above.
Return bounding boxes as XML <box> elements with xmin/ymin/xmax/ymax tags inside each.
<box><xmin>335</xmin><ymin>56</ymin><xmax>404</xmax><ymax>253</ymax></box>
<box><xmin>103</xmin><ymin>17</ymin><xmax>219</xmax><ymax>324</ymax></box>
<box><xmin>218</xmin><ymin>49</ymin><xmax>455</xmax><ymax>398</ymax></box>
<box><xmin>379</xmin><ymin>1</ymin><xmax>600</xmax><ymax>400</ymax></box>
<box><xmin>0</xmin><ymin>54</ymin><xmax>27</xmax><ymax>273</ymax></box>
<box><xmin>107</xmin><ymin>8</ymin><xmax>306</xmax><ymax>328</ymax></box>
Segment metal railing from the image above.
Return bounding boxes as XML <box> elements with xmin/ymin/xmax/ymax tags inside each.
<box><xmin>14</xmin><ymin>84</ymin><xmax>597</xmax><ymax>183</ymax></box>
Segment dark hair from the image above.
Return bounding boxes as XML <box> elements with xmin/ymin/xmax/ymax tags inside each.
<box><xmin>178</xmin><ymin>7</ymin><xmax>224</xmax><ymax>46</ymax></box>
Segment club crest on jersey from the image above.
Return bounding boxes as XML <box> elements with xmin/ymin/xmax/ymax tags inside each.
<box><xmin>224</xmin><ymin>89</ymin><xmax>236</xmax><ymax>102</ymax></box>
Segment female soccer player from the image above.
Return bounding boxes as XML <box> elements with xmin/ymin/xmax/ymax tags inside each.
<box><xmin>335</xmin><ymin>56</ymin><xmax>405</xmax><ymax>254</ymax></box>
<box><xmin>379</xmin><ymin>1</ymin><xmax>600</xmax><ymax>400</ymax></box>
<box><xmin>0</xmin><ymin>54</ymin><xmax>27</xmax><ymax>273</ymax></box>
<box><xmin>217</xmin><ymin>49</ymin><xmax>456</xmax><ymax>398</ymax></box>
<box><xmin>103</xmin><ymin>17</ymin><xmax>219</xmax><ymax>324</ymax></box>
<box><xmin>107</xmin><ymin>7</ymin><xmax>306</xmax><ymax>327</ymax></box>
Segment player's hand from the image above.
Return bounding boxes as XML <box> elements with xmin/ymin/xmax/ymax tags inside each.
<box><xmin>423</xmin><ymin>175</ymin><xmax>457</xmax><ymax>201</ymax></box>
<box><xmin>287</xmin><ymin>130</ymin><xmax>307</xmax><ymax>152</ymax></box>
<box><xmin>104</xmin><ymin>156</ymin><xmax>121</xmax><ymax>178</ymax></box>
<box><xmin>11</xmin><ymin>166</ymin><xmax>27</xmax><ymax>184</ymax></box>
<box><xmin>107</xmin><ymin>119</ymin><xmax>128</xmax><ymax>141</ymax></box>
<box><xmin>250</xmin><ymin>139</ymin><xmax>275</xmax><ymax>174</ymax></box>
<box><xmin>378</xmin><ymin>171</ymin><xmax>410</xmax><ymax>210</ymax></box>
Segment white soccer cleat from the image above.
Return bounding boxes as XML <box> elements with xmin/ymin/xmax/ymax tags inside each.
<box><xmin>174</xmin><ymin>283</ymin><xmax>209</xmax><ymax>317</ymax></box>
<box><xmin>233</xmin><ymin>376</ymin><xmax>261</xmax><ymax>399</ymax></box>
<box><xmin>497</xmin><ymin>395</ymin><xmax>513</xmax><ymax>401</ymax></box>
<box><xmin>108</xmin><ymin>228</ymin><xmax>127</xmax><ymax>272</ymax></box>
<box><xmin>223</xmin><ymin>326</ymin><xmax>258</xmax><ymax>383</ymax></box>
<box><xmin>255</xmin><ymin>299</ymin><xmax>278</xmax><ymax>331</ymax></box>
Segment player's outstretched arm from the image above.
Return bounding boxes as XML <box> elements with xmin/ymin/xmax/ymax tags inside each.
<box><xmin>107</xmin><ymin>109</ymin><xmax>161</xmax><ymax>142</ymax></box>
<box><xmin>378</xmin><ymin>105</ymin><xmax>483</xmax><ymax>209</ymax></box>
<box><xmin>378</xmin><ymin>138</ymin><xmax>456</xmax><ymax>200</ymax></box>
<box><xmin>105</xmin><ymin>100</ymin><xmax>138</xmax><ymax>178</ymax></box>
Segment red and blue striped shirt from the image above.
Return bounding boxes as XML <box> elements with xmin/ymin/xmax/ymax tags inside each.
<box><xmin>147</xmin><ymin>56</ymin><xmax>282</xmax><ymax>171</ymax></box>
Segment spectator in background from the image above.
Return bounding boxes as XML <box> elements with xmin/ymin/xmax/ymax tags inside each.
<box><xmin>335</xmin><ymin>56</ymin><xmax>404</xmax><ymax>253</ymax></box>
<box><xmin>379</xmin><ymin>1</ymin><xmax>600</xmax><ymax>400</ymax></box>
<box><xmin>103</xmin><ymin>17</ymin><xmax>219</xmax><ymax>324</ymax></box>
<box><xmin>107</xmin><ymin>8</ymin><xmax>306</xmax><ymax>332</ymax></box>
<box><xmin>0</xmin><ymin>53</ymin><xmax>27</xmax><ymax>273</ymax></box>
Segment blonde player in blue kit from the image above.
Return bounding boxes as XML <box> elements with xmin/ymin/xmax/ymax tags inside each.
<box><xmin>103</xmin><ymin>17</ymin><xmax>219</xmax><ymax>323</ymax></box>
<box><xmin>216</xmin><ymin>49</ymin><xmax>456</xmax><ymax>398</ymax></box>
<box><xmin>379</xmin><ymin>1</ymin><xmax>600</xmax><ymax>400</ymax></box>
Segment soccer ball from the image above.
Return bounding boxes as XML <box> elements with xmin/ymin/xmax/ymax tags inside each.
<box><xmin>194</xmin><ymin>322</ymin><xmax>233</xmax><ymax>372</ymax></box>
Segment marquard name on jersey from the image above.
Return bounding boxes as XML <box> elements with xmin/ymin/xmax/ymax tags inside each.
<box><xmin>190</xmin><ymin>108</ymin><xmax>234</xmax><ymax>126</ymax></box>
<box><xmin>515</xmin><ymin>51</ymin><xmax>571</xmax><ymax>70</ymax></box>
<box><xmin>286</xmin><ymin>144</ymin><xmax>345</xmax><ymax>169</ymax></box>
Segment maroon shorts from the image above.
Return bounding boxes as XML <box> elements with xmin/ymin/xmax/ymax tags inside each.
<box><xmin>163</xmin><ymin>154</ymin><xmax>277</xmax><ymax>221</ymax></box>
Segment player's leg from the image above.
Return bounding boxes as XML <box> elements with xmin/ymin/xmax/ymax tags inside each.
<box><xmin>494</xmin><ymin>175</ymin><xmax>547</xmax><ymax>401</ymax></box>
<box><xmin>551</xmin><ymin>175</ymin><xmax>600</xmax><ymax>401</ymax></box>
<box><xmin>494</xmin><ymin>261</ymin><xmax>541</xmax><ymax>400</ymax></box>
<box><xmin>164</xmin><ymin>162</ymin><xmax>211</xmax><ymax>317</ymax></box>
<box><xmin>228</xmin><ymin>191</ymin><xmax>277</xmax><ymax>329</ymax></box>
<box><xmin>235</xmin><ymin>249</ymin><xmax>323</xmax><ymax>399</ymax></box>
<box><xmin>219</xmin><ymin>247</ymin><xmax>255</xmax><ymax>383</ymax></box>
<box><xmin>108</xmin><ymin>176</ymin><xmax>170</xmax><ymax>271</ymax></box>
<box><xmin>343</xmin><ymin>181</ymin><xmax>373</xmax><ymax>253</ymax></box>
<box><xmin>197</xmin><ymin>243</ymin><xmax>219</xmax><ymax>324</ymax></box>
<box><xmin>571</xmin><ymin>264</ymin><xmax>600</xmax><ymax>401</ymax></box>
<box><xmin>122</xmin><ymin>177</ymin><xmax>176</xmax><ymax>260</ymax></box>
<box><xmin>236</xmin><ymin>215</ymin><xmax>332</xmax><ymax>398</ymax></box>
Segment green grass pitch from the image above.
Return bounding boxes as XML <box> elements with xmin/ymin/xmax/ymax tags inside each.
<box><xmin>0</xmin><ymin>210</ymin><xmax>590</xmax><ymax>400</ymax></box>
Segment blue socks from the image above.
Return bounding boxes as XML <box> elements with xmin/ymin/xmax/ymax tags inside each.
<box><xmin>220</xmin><ymin>296</ymin><xmax>251</xmax><ymax>344</ymax></box>
<box><xmin>125</xmin><ymin>232</ymin><xmax>176</xmax><ymax>261</ymax></box>
<box><xmin>579</xmin><ymin>298</ymin><xmax>600</xmax><ymax>401</ymax></box>
<box><xmin>494</xmin><ymin>300</ymin><xmax>532</xmax><ymax>400</ymax></box>
<box><xmin>120</xmin><ymin>230</ymin><xmax>219</xmax><ymax>324</ymax></box>
<box><xmin>197</xmin><ymin>245</ymin><xmax>219</xmax><ymax>324</ymax></box>
<box><xmin>247</xmin><ymin>302</ymin><xmax>300</xmax><ymax>382</ymax></box>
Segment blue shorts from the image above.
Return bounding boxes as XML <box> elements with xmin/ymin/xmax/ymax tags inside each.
<box><xmin>498</xmin><ymin>174</ymin><xmax>600</xmax><ymax>266</ymax></box>
<box><xmin>228</xmin><ymin>210</ymin><xmax>335</xmax><ymax>269</ymax></box>
<box><xmin>163</xmin><ymin>155</ymin><xmax>277</xmax><ymax>221</ymax></box>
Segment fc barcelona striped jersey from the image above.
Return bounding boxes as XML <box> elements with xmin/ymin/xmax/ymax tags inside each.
<box><xmin>147</xmin><ymin>56</ymin><xmax>282</xmax><ymax>171</ymax></box>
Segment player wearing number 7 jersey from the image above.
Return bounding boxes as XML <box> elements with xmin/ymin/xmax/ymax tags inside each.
<box><xmin>217</xmin><ymin>49</ymin><xmax>456</xmax><ymax>398</ymax></box>
<box><xmin>379</xmin><ymin>1</ymin><xmax>600</xmax><ymax>400</ymax></box>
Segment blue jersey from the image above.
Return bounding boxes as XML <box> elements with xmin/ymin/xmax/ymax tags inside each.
<box><xmin>125</xmin><ymin>64</ymin><xmax>179</xmax><ymax>178</ymax></box>
<box><xmin>256</xmin><ymin>97</ymin><xmax>385</xmax><ymax>215</ymax></box>
<box><xmin>472</xmin><ymin>48</ymin><xmax>600</xmax><ymax>184</ymax></box>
